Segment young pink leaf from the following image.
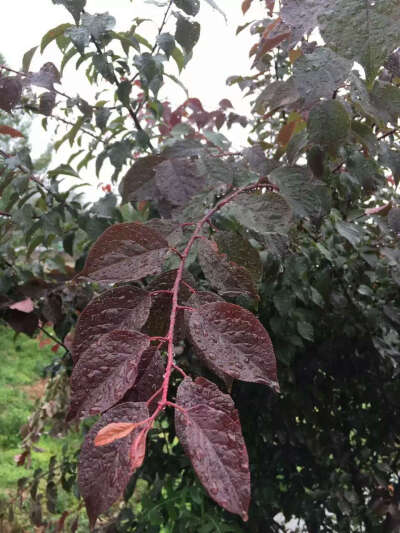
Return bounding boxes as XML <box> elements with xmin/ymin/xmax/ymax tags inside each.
<box><xmin>72</xmin><ymin>286</ymin><xmax>152</xmax><ymax>363</ymax></box>
<box><xmin>198</xmin><ymin>239</ymin><xmax>259</xmax><ymax>301</ymax></box>
<box><xmin>365</xmin><ymin>202</ymin><xmax>392</xmax><ymax>216</ymax></box>
<box><xmin>188</xmin><ymin>302</ymin><xmax>279</xmax><ymax>392</ymax></box>
<box><xmin>77</xmin><ymin>222</ymin><xmax>168</xmax><ymax>283</ymax></box>
<box><xmin>175</xmin><ymin>377</ymin><xmax>250</xmax><ymax>521</ymax></box>
<box><xmin>130</xmin><ymin>424</ymin><xmax>151</xmax><ymax>470</ymax></box>
<box><xmin>9</xmin><ymin>298</ymin><xmax>34</xmax><ymax>313</ymax></box>
<box><xmin>67</xmin><ymin>330</ymin><xmax>150</xmax><ymax>420</ymax></box>
<box><xmin>78</xmin><ymin>402</ymin><xmax>149</xmax><ymax>529</ymax></box>
<box><xmin>94</xmin><ymin>422</ymin><xmax>141</xmax><ymax>446</ymax></box>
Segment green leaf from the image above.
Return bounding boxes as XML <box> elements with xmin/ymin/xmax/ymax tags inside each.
<box><xmin>22</xmin><ymin>46</ymin><xmax>38</xmax><ymax>73</ymax></box>
<box><xmin>92</xmin><ymin>54</ymin><xmax>115</xmax><ymax>83</ymax></box>
<box><xmin>336</xmin><ymin>220</ymin><xmax>364</xmax><ymax>246</ymax></box>
<box><xmin>293</xmin><ymin>47</ymin><xmax>351</xmax><ymax>108</ymax></box>
<box><xmin>175</xmin><ymin>14</ymin><xmax>200</xmax><ymax>54</ymax></box>
<box><xmin>297</xmin><ymin>320</ymin><xmax>314</xmax><ymax>341</ymax></box>
<box><xmin>117</xmin><ymin>80</ymin><xmax>132</xmax><ymax>107</ymax></box>
<box><xmin>270</xmin><ymin>166</ymin><xmax>331</xmax><ymax>220</ymax></box>
<box><xmin>157</xmin><ymin>33</ymin><xmax>175</xmax><ymax>58</ymax></box>
<box><xmin>307</xmin><ymin>100</ymin><xmax>350</xmax><ymax>149</ymax></box>
<box><xmin>319</xmin><ymin>0</ymin><xmax>400</xmax><ymax>83</ymax></box>
<box><xmin>41</xmin><ymin>23</ymin><xmax>72</xmax><ymax>53</ymax></box>
<box><xmin>254</xmin><ymin>78</ymin><xmax>300</xmax><ymax>115</ymax></box>
<box><xmin>171</xmin><ymin>46</ymin><xmax>185</xmax><ymax>72</ymax></box>
<box><xmin>221</xmin><ymin>192</ymin><xmax>292</xmax><ymax>241</ymax></box>
<box><xmin>48</xmin><ymin>164</ymin><xmax>79</xmax><ymax>178</ymax></box>
<box><xmin>95</xmin><ymin>107</ymin><xmax>111</xmax><ymax>131</ymax></box>
<box><xmin>173</xmin><ymin>0</ymin><xmax>200</xmax><ymax>16</ymax></box>
<box><xmin>52</xmin><ymin>0</ymin><xmax>86</xmax><ymax>24</ymax></box>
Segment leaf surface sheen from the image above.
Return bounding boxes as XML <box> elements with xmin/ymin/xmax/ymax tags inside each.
<box><xmin>72</xmin><ymin>286</ymin><xmax>152</xmax><ymax>363</ymax></box>
<box><xmin>175</xmin><ymin>377</ymin><xmax>250</xmax><ymax>521</ymax></box>
<box><xmin>198</xmin><ymin>239</ymin><xmax>258</xmax><ymax>301</ymax></box>
<box><xmin>68</xmin><ymin>330</ymin><xmax>150</xmax><ymax>420</ymax></box>
<box><xmin>77</xmin><ymin>222</ymin><xmax>169</xmax><ymax>283</ymax></box>
<box><xmin>188</xmin><ymin>302</ymin><xmax>279</xmax><ymax>391</ymax></box>
<box><xmin>78</xmin><ymin>402</ymin><xmax>149</xmax><ymax>529</ymax></box>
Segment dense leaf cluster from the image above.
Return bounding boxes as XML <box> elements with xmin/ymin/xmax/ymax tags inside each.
<box><xmin>1</xmin><ymin>0</ymin><xmax>400</xmax><ymax>531</ymax></box>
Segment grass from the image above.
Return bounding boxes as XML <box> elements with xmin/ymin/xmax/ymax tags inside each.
<box><xmin>0</xmin><ymin>325</ymin><xmax>65</xmax><ymax>487</ymax></box>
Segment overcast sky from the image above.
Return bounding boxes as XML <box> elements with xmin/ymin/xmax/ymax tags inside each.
<box><xmin>0</xmin><ymin>0</ymin><xmax>267</xmax><ymax>188</ymax></box>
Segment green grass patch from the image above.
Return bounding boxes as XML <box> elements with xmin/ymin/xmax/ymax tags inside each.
<box><xmin>0</xmin><ymin>325</ymin><xmax>62</xmax><ymax>487</ymax></box>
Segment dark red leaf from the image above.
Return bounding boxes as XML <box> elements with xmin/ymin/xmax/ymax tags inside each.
<box><xmin>188</xmin><ymin>302</ymin><xmax>279</xmax><ymax>392</ymax></box>
<box><xmin>175</xmin><ymin>377</ymin><xmax>250</xmax><ymax>521</ymax></box>
<box><xmin>4</xmin><ymin>309</ymin><xmax>38</xmax><ymax>337</ymax></box>
<box><xmin>78</xmin><ymin>402</ymin><xmax>149</xmax><ymax>529</ymax></box>
<box><xmin>187</xmin><ymin>290</ymin><xmax>223</xmax><ymax>308</ymax></box>
<box><xmin>122</xmin><ymin>347</ymin><xmax>165</xmax><ymax>411</ymax></box>
<box><xmin>0</xmin><ymin>125</ymin><xmax>25</xmax><ymax>137</ymax></box>
<box><xmin>119</xmin><ymin>154</ymin><xmax>165</xmax><ymax>204</ymax></box>
<box><xmin>67</xmin><ymin>330</ymin><xmax>150</xmax><ymax>420</ymax></box>
<box><xmin>143</xmin><ymin>269</ymin><xmax>196</xmax><ymax>339</ymax></box>
<box><xmin>0</xmin><ymin>76</ymin><xmax>22</xmax><ymax>112</ymax></box>
<box><xmin>77</xmin><ymin>222</ymin><xmax>168</xmax><ymax>284</ymax></box>
<box><xmin>154</xmin><ymin>158</ymin><xmax>205</xmax><ymax>216</ymax></box>
<box><xmin>72</xmin><ymin>286</ymin><xmax>152</xmax><ymax>363</ymax></box>
<box><xmin>198</xmin><ymin>239</ymin><xmax>259</xmax><ymax>301</ymax></box>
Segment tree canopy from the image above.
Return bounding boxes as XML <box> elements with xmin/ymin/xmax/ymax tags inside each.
<box><xmin>1</xmin><ymin>0</ymin><xmax>400</xmax><ymax>531</ymax></box>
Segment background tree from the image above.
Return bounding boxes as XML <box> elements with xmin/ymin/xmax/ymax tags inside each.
<box><xmin>1</xmin><ymin>0</ymin><xmax>400</xmax><ymax>531</ymax></box>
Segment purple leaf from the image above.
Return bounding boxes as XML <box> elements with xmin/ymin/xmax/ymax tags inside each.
<box><xmin>188</xmin><ymin>302</ymin><xmax>279</xmax><ymax>392</ymax></box>
<box><xmin>198</xmin><ymin>239</ymin><xmax>259</xmax><ymax>301</ymax></box>
<box><xmin>77</xmin><ymin>222</ymin><xmax>168</xmax><ymax>284</ymax></box>
<box><xmin>154</xmin><ymin>158</ymin><xmax>205</xmax><ymax>216</ymax></box>
<box><xmin>0</xmin><ymin>76</ymin><xmax>22</xmax><ymax>112</ymax></box>
<box><xmin>122</xmin><ymin>347</ymin><xmax>165</xmax><ymax>411</ymax></box>
<box><xmin>119</xmin><ymin>154</ymin><xmax>165</xmax><ymax>204</ymax></box>
<box><xmin>72</xmin><ymin>286</ymin><xmax>152</xmax><ymax>363</ymax></box>
<box><xmin>67</xmin><ymin>330</ymin><xmax>150</xmax><ymax>420</ymax></box>
<box><xmin>175</xmin><ymin>377</ymin><xmax>250</xmax><ymax>521</ymax></box>
<box><xmin>78</xmin><ymin>402</ymin><xmax>149</xmax><ymax>529</ymax></box>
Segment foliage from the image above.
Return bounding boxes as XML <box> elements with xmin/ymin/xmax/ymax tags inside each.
<box><xmin>1</xmin><ymin>0</ymin><xmax>400</xmax><ymax>531</ymax></box>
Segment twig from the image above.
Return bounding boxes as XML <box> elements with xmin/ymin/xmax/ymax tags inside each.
<box><xmin>39</xmin><ymin>325</ymin><xmax>70</xmax><ymax>353</ymax></box>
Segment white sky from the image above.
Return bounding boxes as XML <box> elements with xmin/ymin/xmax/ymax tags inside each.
<box><xmin>0</xmin><ymin>0</ymin><xmax>267</xmax><ymax>189</ymax></box>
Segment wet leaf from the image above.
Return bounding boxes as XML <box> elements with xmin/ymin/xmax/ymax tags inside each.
<box><xmin>175</xmin><ymin>377</ymin><xmax>250</xmax><ymax>520</ymax></box>
<box><xmin>319</xmin><ymin>0</ymin><xmax>400</xmax><ymax>82</ymax></box>
<box><xmin>119</xmin><ymin>155</ymin><xmax>165</xmax><ymax>204</ymax></box>
<box><xmin>77</xmin><ymin>222</ymin><xmax>169</xmax><ymax>283</ymax></box>
<box><xmin>270</xmin><ymin>166</ymin><xmax>331</xmax><ymax>219</ymax></box>
<box><xmin>307</xmin><ymin>100</ymin><xmax>350</xmax><ymax>148</ymax></box>
<box><xmin>68</xmin><ymin>330</ymin><xmax>150</xmax><ymax>420</ymax></box>
<box><xmin>78</xmin><ymin>402</ymin><xmax>149</xmax><ymax>529</ymax></box>
<box><xmin>198</xmin><ymin>239</ymin><xmax>259</xmax><ymax>301</ymax></box>
<box><xmin>72</xmin><ymin>286</ymin><xmax>152</xmax><ymax>363</ymax></box>
<box><xmin>293</xmin><ymin>47</ymin><xmax>352</xmax><ymax>108</ymax></box>
<box><xmin>188</xmin><ymin>302</ymin><xmax>279</xmax><ymax>391</ymax></box>
<box><xmin>175</xmin><ymin>13</ymin><xmax>200</xmax><ymax>53</ymax></box>
<box><xmin>174</xmin><ymin>0</ymin><xmax>200</xmax><ymax>16</ymax></box>
<box><xmin>0</xmin><ymin>125</ymin><xmax>24</xmax><ymax>138</ymax></box>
